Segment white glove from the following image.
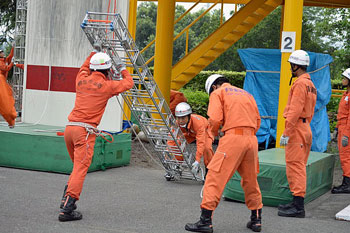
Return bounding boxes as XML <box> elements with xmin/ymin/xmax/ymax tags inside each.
<box><xmin>115</xmin><ymin>56</ymin><xmax>126</xmax><ymax>72</ymax></box>
<box><xmin>93</xmin><ymin>42</ymin><xmax>102</xmax><ymax>52</ymax></box>
<box><xmin>191</xmin><ymin>161</ymin><xmax>200</xmax><ymax>174</ymax></box>
<box><xmin>280</xmin><ymin>135</ymin><xmax>289</xmax><ymax>146</ymax></box>
<box><xmin>11</xmin><ymin>57</ymin><xmax>17</xmax><ymax>65</ymax></box>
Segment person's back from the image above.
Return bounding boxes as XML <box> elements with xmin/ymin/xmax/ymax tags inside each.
<box><xmin>208</xmin><ymin>83</ymin><xmax>260</xmax><ymax>136</ymax></box>
<box><xmin>68</xmin><ymin>53</ymin><xmax>133</xmax><ymax>127</ymax></box>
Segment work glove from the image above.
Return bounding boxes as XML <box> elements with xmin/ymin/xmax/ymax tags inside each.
<box><xmin>191</xmin><ymin>161</ymin><xmax>200</xmax><ymax>175</ymax></box>
<box><xmin>280</xmin><ymin>135</ymin><xmax>289</xmax><ymax>146</ymax></box>
<box><xmin>93</xmin><ymin>42</ymin><xmax>102</xmax><ymax>52</ymax></box>
<box><xmin>342</xmin><ymin>136</ymin><xmax>348</xmax><ymax>147</ymax></box>
<box><xmin>11</xmin><ymin>57</ymin><xmax>17</xmax><ymax>65</ymax></box>
<box><xmin>115</xmin><ymin>56</ymin><xmax>126</xmax><ymax>73</ymax></box>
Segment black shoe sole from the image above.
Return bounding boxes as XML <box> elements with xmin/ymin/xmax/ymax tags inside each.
<box><xmin>247</xmin><ymin>224</ymin><xmax>261</xmax><ymax>232</ymax></box>
<box><xmin>185</xmin><ymin>225</ymin><xmax>213</xmax><ymax>233</ymax></box>
<box><xmin>278</xmin><ymin>211</ymin><xmax>305</xmax><ymax>218</ymax></box>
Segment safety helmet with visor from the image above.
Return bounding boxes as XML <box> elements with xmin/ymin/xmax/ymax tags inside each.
<box><xmin>89</xmin><ymin>52</ymin><xmax>112</xmax><ymax>71</ymax></box>
<box><xmin>205</xmin><ymin>74</ymin><xmax>223</xmax><ymax>95</ymax></box>
<box><xmin>342</xmin><ymin>68</ymin><xmax>350</xmax><ymax>80</ymax></box>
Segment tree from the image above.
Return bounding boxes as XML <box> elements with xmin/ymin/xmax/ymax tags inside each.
<box><xmin>0</xmin><ymin>0</ymin><xmax>16</xmax><ymax>44</ymax></box>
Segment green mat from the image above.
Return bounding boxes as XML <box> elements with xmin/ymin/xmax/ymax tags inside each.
<box><xmin>223</xmin><ymin>148</ymin><xmax>335</xmax><ymax>206</ymax></box>
<box><xmin>0</xmin><ymin>123</ymin><xmax>131</xmax><ymax>174</ymax></box>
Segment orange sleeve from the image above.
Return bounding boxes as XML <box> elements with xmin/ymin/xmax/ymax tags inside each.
<box><xmin>169</xmin><ymin>92</ymin><xmax>187</xmax><ymax>114</ymax></box>
<box><xmin>15</xmin><ymin>64</ymin><xmax>24</xmax><ymax>70</ymax></box>
<box><xmin>283</xmin><ymin>82</ymin><xmax>306</xmax><ymax>136</ymax></box>
<box><xmin>6</xmin><ymin>47</ymin><xmax>14</xmax><ymax>64</ymax></box>
<box><xmin>193</xmin><ymin>118</ymin><xmax>206</xmax><ymax>162</ymax></box>
<box><xmin>251</xmin><ymin>96</ymin><xmax>261</xmax><ymax>134</ymax></box>
<box><xmin>0</xmin><ymin>62</ymin><xmax>14</xmax><ymax>72</ymax></box>
<box><xmin>76</xmin><ymin>52</ymin><xmax>95</xmax><ymax>82</ymax></box>
<box><xmin>107</xmin><ymin>69</ymin><xmax>134</xmax><ymax>95</ymax></box>
<box><xmin>345</xmin><ymin>94</ymin><xmax>350</xmax><ymax>136</ymax></box>
<box><xmin>207</xmin><ymin>91</ymin><xmax>223</xmax><ymax>139</ymax></box>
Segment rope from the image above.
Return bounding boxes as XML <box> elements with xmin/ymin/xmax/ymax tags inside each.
<box><xmin>246</xmin><ymin>64</ymin><xmax>330</xmax><ymax>75</ymax></box>
<box><xmin>66</xmin><ymin>122</ymin><xmax>114</xmax><ymax>143</ymax></box>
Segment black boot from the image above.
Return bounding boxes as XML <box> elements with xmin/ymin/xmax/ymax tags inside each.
<box><xmin>58</xmin><ymin>195</ymin><xmax>82</xmax><ymax>222</ymax></box>
<box><xmin>185</xmin><ymin>208</ymin><xmax>213</xmax><ymax>233</ymax></box>
<box><xmin>331</xmin><ymin>176</ymin><xmax>350</xmax><ymax>194</ymax></box>
<box><xmin>60</xmin><ymin>185</ymin><xmax>77</xmax><ymax>210</ymax></box>
<box><xmin>278</xmin><ymin>196</ymin><xmax>305</xmax><ymax>218</ymax></box>
<box><xmin>247</xmin><ymin>209</ymin><xmax>262</xmax><ymax>232</ymax></box>
<box><xmin>278</xmin><ymin>196</ymin><xmax>297</xmax><ymax>210</ymax></box>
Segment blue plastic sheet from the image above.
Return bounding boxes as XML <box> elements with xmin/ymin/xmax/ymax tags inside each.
<box><xmin>239</xmin><ymin>48</ymin><xmax>333</xmax><ymax>152</ymax></box>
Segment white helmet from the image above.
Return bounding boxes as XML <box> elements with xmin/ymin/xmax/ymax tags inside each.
<box><xmin>288</xmin><ymin>50</ymin><xmax>310</xmax><ymax>66</ymax></box>
<box><xmin>342</xmin><ymin>68</ymin><xmax>350</xmax><ymax>80</ymax></box>
<box><xmin>90</xmin><ymin>52</ymin><xmax>112</xmax><ymax>70</ymax></box>
<box><xmin>175</xmin><ymin>102</ymin><xmax>192</xmax><ymax>117</ymax></box>
<box><xmin>205</xmin><ymin>74</ymin><xmax>223</xmax><ymax>95</ymax></box>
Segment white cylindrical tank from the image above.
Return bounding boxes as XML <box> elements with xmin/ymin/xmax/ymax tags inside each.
<box><xmin>23</xmin><ymin>0</ymin><xmax>129</xmax><ymax>131</ymax></box>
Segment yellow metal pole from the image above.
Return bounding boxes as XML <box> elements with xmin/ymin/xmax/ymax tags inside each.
<box><xmin>276</xmin><ymin>0</ymin><xmax>304</xmax><ymax>148</ymax></box>
<box><xmin>153</xmin><ymin>0</ymin><xmax>176</xmax><ymax>104</ymax></box>
<box><xmin>123</xmin><ymin>0</ymin><xmax>138</xmax><ymax>121</ymax></box>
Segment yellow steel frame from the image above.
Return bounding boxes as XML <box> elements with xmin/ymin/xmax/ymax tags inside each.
<box><xmin>275</xmin><ymin>0</ymin><xmax>303</xmax><ymax>148</ymax></box>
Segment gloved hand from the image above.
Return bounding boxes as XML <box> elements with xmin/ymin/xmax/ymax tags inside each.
<box><xmin>115</xmin><ymin>56</ymin><xmax>126</xmax><ymax>72</ymax></box>
<box><xmin>191</xmin><ymin>161</ymin><xmax>200</xmax><ymax>175</ymax></box>
<box><xmin>342</xmin><ymin>136</ymin><xmax>348</xmax><ymax>147</ymax></box>
<box><xmin>280</xmin><ymin>135</ymin><xmax>289</xmax><ymax>146</ymax></box>
<box><xmin>11</xmin><ymin>57</ymin><xmax>17</xmax><ymax>65</ymax></box>
<box><xmin>93</xmin><ymin>42</ymin><xmax>102</xmax><ymax>52</ymax></box>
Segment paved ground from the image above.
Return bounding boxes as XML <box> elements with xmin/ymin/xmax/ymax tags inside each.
<box><xmin>1</xmin><ymin>162</ymin><xmax>349</xmax><ymax>233</ymax></box>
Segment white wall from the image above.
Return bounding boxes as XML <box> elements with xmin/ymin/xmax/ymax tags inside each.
<box><xmin>23</xmin><ymin>0</ymin><xmax>129</xmax><ymax>131</ymax></box>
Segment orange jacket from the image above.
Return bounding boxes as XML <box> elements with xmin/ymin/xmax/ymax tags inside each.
<box><xmin>283</xmin><ymin>73</ymin><xmax>317</xmax><ymax>136</ymax></box>
<box><xmin>207</xmin><ymin>83</ymin><xmax>261</xmax><ymax>139</ymax></box>
<box><xmin>0</xmin><ymin>47</ymin><xmax>14</xmax><ymax>79</ymax></box>
<box><xmin>167</xmin><ymin>114</ymin><xmax>209</xmax><ymax>161</ymax></box>
<box><xmin>170</xmin><ymin>90</ymin><xmax>187</xmax><ymax>115</ymax></box>
<box><xmin>336</xmin><ymin>91</ymin><xmax>350</xmax><ymax>136</ymax></box>
<box><xmin>68</xmin><ymin>52</ymin><xmax>134</xmax><ymax>127</ymax></box>
<box><xmin>15</xmin><ymin>64</ymin><xmax>24</xmax><ymax>70</ymax></box>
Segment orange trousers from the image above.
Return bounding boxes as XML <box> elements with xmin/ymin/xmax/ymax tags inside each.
<box><xmin>337</xmin><ymin>125</ymin><xmax>350</xmax><ymax>177</ymax></box>
<box><xmin>0</xmin><ymin>75</ymin><xmax>17</xmax><ymax>126</ymax></box>
<box><xmin>202</xmin><ymin>136</ymin><xmax>214</xmax><ymax>167</ymax></box>
<box><xmin>64</xmin><ymin>126</ymin><xmax>96</xmax><ymax>200</ymax></box>
<box><xmin>285</xmin><ymin>120</ymin><xmax>312</xmax><ymax>197</ymax></box>
<box><xmin>201</xmin><ymin>128</ymin><xmax>262</xmax><ymax>211</ymax></box>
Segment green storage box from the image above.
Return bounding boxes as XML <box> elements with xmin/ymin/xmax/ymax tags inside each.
<box><xmin>0</xmin><ymin>124</ymin><xmax>131</xmax><ymax>174</ymax></box>
<box><xmin>223</xmin><ymin>148</ymin><xmax>335</xmax><ymax>206</ymax></box>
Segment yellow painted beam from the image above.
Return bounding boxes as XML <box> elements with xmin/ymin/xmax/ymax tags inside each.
<box><xmin>122</xmin><ymin>0</ymin><xmax>138</xmax><ymax>121</ymax></box>
<box><xmin>153</xmin><ymin>0</ymin><xmax>176</xmax><ymax>104</ymax></box>
<box><xmin>276</xmin><ymin>0</ymin><xmax>303</xmax><ymax>148</ymax></box>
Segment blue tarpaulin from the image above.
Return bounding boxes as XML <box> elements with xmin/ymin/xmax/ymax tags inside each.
<box><xmin>239</xmin><ymin>48</ymin><xmax>333</xmax><ymax>152</ymax></box>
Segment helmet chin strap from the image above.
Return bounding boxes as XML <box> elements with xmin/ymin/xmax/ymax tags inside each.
<box><xmin>289</xmin><ymin>65</ymin><xmax>300</xmax><ymax>86</ymax></box>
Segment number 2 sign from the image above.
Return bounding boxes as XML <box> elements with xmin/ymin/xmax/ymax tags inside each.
<box><xmin>281</xmin><ymin>31</ymin><xmax>296</xmax><ymax>53</ymax></box>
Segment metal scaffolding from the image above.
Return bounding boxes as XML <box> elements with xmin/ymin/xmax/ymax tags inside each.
<box><xmin>11</xmin><ymin>0</ymin><xmax>28</xmax><ymax>116</ymax></box>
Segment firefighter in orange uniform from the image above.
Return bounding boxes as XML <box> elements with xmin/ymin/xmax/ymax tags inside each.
<box><xmin>278</xmin><ymin>50</ymin><xmax>317</xmax><ymax>218</ymax></box>
<box><xmin>168</xmin><ymin>102</ymin><xmax>213</xmax><ymax>173</ymax></box>
<box><xmin>59</xmin><ymin>46</ymin><xmax>133</xmax><ymax>222</ymax></box>
<box><xmin>0</xmin><ymin>46</ymin><xmax>17</xmax><ymax>127</ymax></box>
<box><xmin>170</xmin><ymin>90</ymin><xmax>187</xmax><ymax>115</ymax></box>
<box><xmin>185</xmin><ymin>74</ymin><xmax>263</xmax><ymax>233</ymax></box>
<box><xmin>332</xmin><ymin>68</ymin><xmax>350</xmax><ymax>194</ymax></box>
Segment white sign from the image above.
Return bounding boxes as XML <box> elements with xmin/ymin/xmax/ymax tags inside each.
<box><xmin>281</xmin><ymin>31</ymin><xmax>296</xmax><ymax>53</ymax></box>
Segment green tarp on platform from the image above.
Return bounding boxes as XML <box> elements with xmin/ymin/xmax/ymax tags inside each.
<box><xmin>0</xmin><ymin>124</ymin><xmax>131</xmax><ymax>174</ymax></box>
<box><xmin>223</xmin><ymin>148</ymin><xmax>335</xmax><ymax>207</ymax></box>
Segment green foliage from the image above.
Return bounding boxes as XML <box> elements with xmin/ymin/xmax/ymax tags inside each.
<box><xmin>0</xmin><ymin>0</ymin><xmax>16</xmax><ymax>44</ymax></box>
<box><xmin>184</xmin><ymin>70</ymin><xmax>246</xmax><ymax>91</ymax></box>
<box><xmin>181</xmin><ymin>89</ymin><xmax>209</xmax><ymax>117</ymax></box>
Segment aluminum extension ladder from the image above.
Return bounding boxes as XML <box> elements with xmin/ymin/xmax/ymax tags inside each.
<box><xmin>81</xmin><ymin>12</ymin><xmax>204</xmax><ymax>182</ymax></box>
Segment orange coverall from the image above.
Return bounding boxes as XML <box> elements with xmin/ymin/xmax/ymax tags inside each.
<box><xmin>201</xmin><ymin>83</ymin><xmax>262</xmax><ymax>211</ymax></box>
<box><xmin>283</xmin><ymin>73</ymin><xmax>317</xmax><ymax>197</ymax></box>
<box><xmin>336</xmin><ymin>91</ymin><xmax>350</xmax><ymax>177</ymax></box>
<box><xmin>168</xmin><ymin>114</ymin><xmax>214</xmax><ymax>166</ymax></box>
<box><xmin>0</xmin><ymin>47</ymin><xmax>16</xmax><ymax>126</ymax></box>
<box><xmin>170</xmin><ymin>90</ymin><xmax>187</xmax><ymax>115</ymax></box>
<box><xmin>65</xmin><ymin>52</ymin><xmax>134</xmax><ymax>200</ymax></box>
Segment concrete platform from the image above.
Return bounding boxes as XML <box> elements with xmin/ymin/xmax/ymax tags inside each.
<box><xmin>1</xmin><ymin>165</ymin><xmax>349</xmax><ymax>233</ymax></box>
